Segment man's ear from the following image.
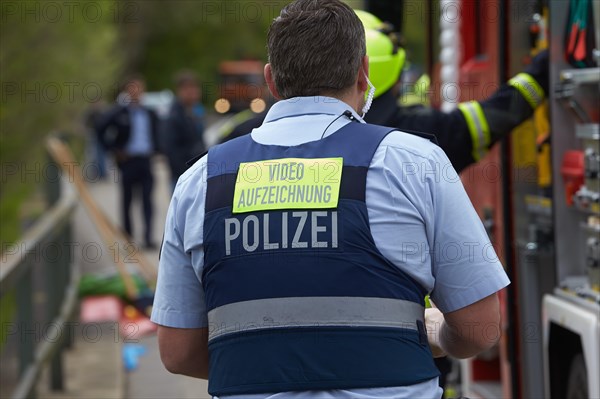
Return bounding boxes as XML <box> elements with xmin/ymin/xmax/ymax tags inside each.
<box><xmin>357</xmin><ymin>55</ymin><xmax>369</xmax><ymax>92</ymax></box>
<box><xmin>264</xmin><ymin>64</ymin><xmax>281</xmax><ymax>100</ymax></box>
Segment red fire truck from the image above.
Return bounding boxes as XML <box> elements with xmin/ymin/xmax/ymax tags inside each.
<box><xmin>366</xmin><ymin>0</ymin><xmax>599</xmax><ymax>397</ymax></box>
<box><xmin>214</xmin><ymin>60</ymin><xmax>268</xmax><ymax>114</ymax></box>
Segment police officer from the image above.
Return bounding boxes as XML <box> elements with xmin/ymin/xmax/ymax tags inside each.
<box><xmin>218</xmin><ymin>10</ymin><xmax>548</xmax><ymax>176</ymax></box>
<box><xmin>152</xmin><ymin>1</ymin><xmax>509</xmax><ymax>398</ymax></box>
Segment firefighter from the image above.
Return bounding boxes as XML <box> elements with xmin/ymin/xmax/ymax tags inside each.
<box><xmin>218</xmin><ymin>10</ymin><xmax>549</xmax><ymax>176</ymax></box>
<box><xmin>357</xmin><ymin>10</ymin><xmax>549</xmax><ymax>172</ymax></box>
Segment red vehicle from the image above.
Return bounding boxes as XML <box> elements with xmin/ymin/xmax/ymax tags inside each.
<box><xmin>214</xmin><ymin>60</ymin><xmax>268</xmax><ymax>114</ymax></box>
<box><xmin>370</xmin><ymin>1</ymin><xmax>599</xmax><ymax>398</ymax></box>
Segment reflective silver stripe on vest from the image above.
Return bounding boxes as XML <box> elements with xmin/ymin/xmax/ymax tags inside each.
<box><xmin>208</xmin><ymin>296</ymin><xmax>425</xmax><ymax>341</ymax></box>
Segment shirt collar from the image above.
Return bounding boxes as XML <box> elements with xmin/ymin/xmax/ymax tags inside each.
<box><xmin>263</xmin><ymin>96</ymin><xmax>364</xmax><ymax>124</ymax></box>
<box><xmin>128</xmin><ymin>104</ymin><xmax>146</xmax><ymax>113</ymax></box>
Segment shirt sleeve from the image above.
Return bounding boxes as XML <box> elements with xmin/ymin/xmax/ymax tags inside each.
<box><xmin>424</xmin><ymin>146</ymin><xmax>510</xmax><ymax>313</ymax></box>
<box><xmin>150</xmin><ymin>177</ymin><xmax>209</xmax><ymax>328</ymax></box>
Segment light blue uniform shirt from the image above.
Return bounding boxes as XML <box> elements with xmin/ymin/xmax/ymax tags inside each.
<box><xmin>125</xmin><ymin>106</ymin><xmax>153</xmax><ymax>156</ymax></box>
<box><xmin>152</xmin><ymin>96</ymin><xmax>510</xmax><ymax>399</ymax></box>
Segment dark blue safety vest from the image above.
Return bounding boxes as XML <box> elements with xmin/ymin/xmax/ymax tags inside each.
<box><xmin>203</xmin><ymin>121</ymin><xmax>439</xmax><ymax>396</ymax></box>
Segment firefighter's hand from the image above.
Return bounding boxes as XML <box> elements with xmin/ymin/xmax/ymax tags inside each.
<box><xmin>425</xmin><ymin>307</ymin><xmax>447</xmax><ymax>358</ymax></box>
<box><xmin>524</xmin><ymin>49</ymin><xmax>549</xmax><ymax>96</ymax></box>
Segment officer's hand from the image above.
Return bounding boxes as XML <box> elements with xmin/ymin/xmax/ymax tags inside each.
<box><xmin>524</xmin><ymin>49</ymin><xmax>549</xmax><ymax>97</ymax></box>
<box><xmin>425</xmin><ymin>307</ymin><xmax>447</xmax><ymax>358</ymax></box>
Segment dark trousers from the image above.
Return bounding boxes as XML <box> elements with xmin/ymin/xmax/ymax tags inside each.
<box><xmin>435</xmin><ymin>356</ymin><xmax>452</xmax><ymax>388</ymax></box>
<box><xmin>119</xmin><ymin>156</ymin><xmax>154</xmax><ymax>244</ymax></box>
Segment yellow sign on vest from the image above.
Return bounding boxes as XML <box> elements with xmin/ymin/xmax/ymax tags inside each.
<box><xmin>232</xmin><ymin>157</ymin><xmax>343</xmax><ymax>214</ymax></box>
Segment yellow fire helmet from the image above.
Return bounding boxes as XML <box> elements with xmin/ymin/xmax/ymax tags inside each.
<box><xmin>355</xmin><ymin>10</ymin><xmax>406</xmax><ymax>98</ymax></box>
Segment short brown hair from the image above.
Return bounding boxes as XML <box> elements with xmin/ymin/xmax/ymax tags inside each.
<box><xmin>267</xmin><ymin>0</ymin><xmax>365</xmax><ymax>99</ymax></box>
<box><xmin>121</xmin><ymin>74</ymin><xmax>145</xmax><ymax>91</ymax></box>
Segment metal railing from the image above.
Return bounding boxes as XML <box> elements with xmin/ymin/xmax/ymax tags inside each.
<box><xmin>0</xmin><ymin>150</ymin><xmax>79</xmax><ymax>399</ymax></box>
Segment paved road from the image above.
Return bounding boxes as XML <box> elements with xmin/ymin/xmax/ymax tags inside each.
<box><xmin>79</xmin><ymin>156</ymin><xmax>210</xmax><ymax>398</ymax></box>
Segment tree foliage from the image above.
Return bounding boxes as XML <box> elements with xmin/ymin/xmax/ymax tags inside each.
<box><xmin>125</xmin><ymin>1</ymin><xmax>287</xmax><ymax>100</ymax></box>
<box><xmin>0</xmin><ymin>0</ymin><xmax>123</xmax><ymax>245</ymax></box>
<box><xmin>129</xmin><ymin>1</ymin><xmax>365</xmax><ymax>97</ymax></box>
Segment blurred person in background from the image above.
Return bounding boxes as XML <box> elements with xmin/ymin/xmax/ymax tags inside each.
<box><xmin>162</xmin><ymin>70</ymin><xmax>206</xmax><ymax>190</ymax></box>
<box><xmin>84</xmin><ymin>98</ymin><xmax>108</xmax><ymax>180</ymax></box>
<box><xmin>96</xmin><ymin>76</ymin><xmax>160</xmax><ymax>249</ymax></box>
